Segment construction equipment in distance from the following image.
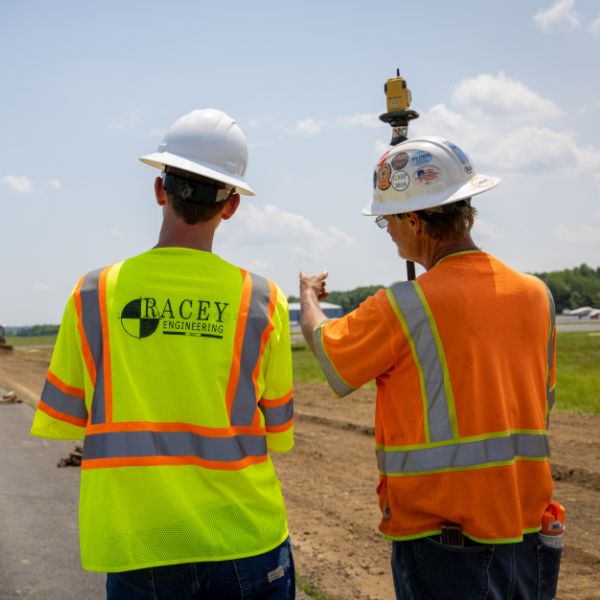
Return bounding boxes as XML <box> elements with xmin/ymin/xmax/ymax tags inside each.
<box><xmin>0</xmin><ymin>324</ymin><xmax>14</xmax><ymax>351</ymax></box>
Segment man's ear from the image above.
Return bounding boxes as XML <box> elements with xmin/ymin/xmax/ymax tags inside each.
<box><xmin>155</xmin><ymin>176</ymin><xmax>167</xmax><ymax>206</ymax></box>
<box><xmin>221</xmin><ymin>193</ymin><xmax>240</xmax><ymax>221</ymax></box>
<box><xmin>406</xmin><ymin>211</ymin><xmax>423</xmax><ymax>234</ymax></box>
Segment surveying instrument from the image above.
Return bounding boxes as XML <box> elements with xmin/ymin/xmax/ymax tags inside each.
<box><xmin>379</xmin><ymin>69</ymin><xmax>419</xmax><ymax>280</ymax></box>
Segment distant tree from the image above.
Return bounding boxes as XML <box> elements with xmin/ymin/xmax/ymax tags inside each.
<box><xmin>326</xmin><ymin>285</ymin><xmax>384</xmax><ymax>314</ymax></box>
<box><xmin>288</xmin><ymin>285</ymin><xmax>384</xmax><ymax>314</ymax></box>
<box><xmin>534</xmin><ymin>263</ymin><xmax>600</xmax><ymax>313</ymax></box>
<box><xmin>16</xmin><ymin>324</ymin><xmax>60</xmax><ymax>337</ymax></box>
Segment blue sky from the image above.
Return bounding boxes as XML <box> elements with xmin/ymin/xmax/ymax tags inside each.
<box><xmin>1</xmin><ymin>0</ymin><xmax>599</xmax><ymax>325</ymax></box>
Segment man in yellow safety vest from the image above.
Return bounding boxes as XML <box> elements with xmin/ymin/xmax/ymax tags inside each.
<box><xmin>31</xmin><ymin>108</ymin><xmax>296</xmax><ymax>599</ymax></box>
<box><xmin>300</xmin><ymin>137</ymin><xmax>562</xmax><ymax>599</ymax></box>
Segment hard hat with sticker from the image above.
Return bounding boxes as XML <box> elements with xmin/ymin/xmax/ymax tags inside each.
<box><xmin>363</xmin><ymin>136</ymin><xmax>500</xmax><ymax>216</ymax></box>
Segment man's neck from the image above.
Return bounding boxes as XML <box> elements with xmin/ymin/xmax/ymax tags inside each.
<box><xmin>155</xmin><ymin>218</ymin><xmax>217</xmax><ymax>252</ymax></box>
<box><xmin>424</xmin><ymin>235</ymin><xmax>479</xmax><ymax>271</ymax></box>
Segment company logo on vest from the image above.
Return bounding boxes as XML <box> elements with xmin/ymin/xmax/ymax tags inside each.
<box><xmin>120</xmin><ymin>297</ymin><xmax>229</xmax><ymax>340</ymax></box>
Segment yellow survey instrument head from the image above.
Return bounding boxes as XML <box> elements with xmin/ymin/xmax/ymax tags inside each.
<box><xmin>384</xmin><ymin>70</ymin><xmax>412</xmax><ymax>113</ymax></box>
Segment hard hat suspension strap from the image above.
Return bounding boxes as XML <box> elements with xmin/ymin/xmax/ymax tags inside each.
<box><xmin>163</xmin><ymin>172</ymin><xmax>232</xmax><ymax>205</ymax></box>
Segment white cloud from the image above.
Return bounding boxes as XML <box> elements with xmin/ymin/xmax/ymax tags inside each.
<box><xmin>48</xmin><ymin>178</ymin><xmax>62</xmax><ymax>190</ymax></box>
<box><xmin>111</xmin><ymin>110</ymin><xmax>145</xmax><ymax>130</ymax></box>
<box><xmin>534</xmin><ymin>0</ymin><xmax>580</xmax><ymax>31</ymax></box>
<box><xmin>553</xmin><ymin>224</ymin><xmax>600</xmax><ymax>244</ymax></box>
<box><xmin>333</xmin><ymin>113</ymin><xmax>381</xmax><ymax>129</ymax></box>
<box><xmin>590</xmin><ymin>15</ymin><xmax>600</xmax><ymax>33</ymax></box>
<box><xmin>222</xmin><ymin>203</ymin><xmax>355</xmax><ymax>259</ymax></box>
<box><xmin>2</xmin><ymin>175</ymin><xmax>32</xmax><ymax>193</ymax></box>
<box><xmin>481</xmin><ymin>126</ymin><xmax>600</xmax><ymax>171</ymax></box>
<box><xmin>289</xmin><ymin>112</ymin><xmax>383</xmax><ymax>136</ymax></box>
<box><xmin>452</xmin><ymin>72</ymin><xmax>561</xmax><ymax>121</ymax></box>
<box><xmin>410</xmin><ymin>72</ymin><xmax>600</xmax><ymax>177</ymax></box>
<box><xmin>473</xmin><ymin>218</ymin><xmax>505</xmax><ymax>242</ymax></box>
<box><xmin>292</xmin><ymin>117</ymin><xmax>323</xmax><ymax>136</ymax></box>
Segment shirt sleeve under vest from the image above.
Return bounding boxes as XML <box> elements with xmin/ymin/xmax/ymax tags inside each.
<box><xmin>259</xmin><ymin>284</ymin><xmax>294</xmax><ymax>453</ymax></box>
<box><xmin>313</xmin><ymin>288</ymin><xmax>401</xmax><ymax>395</ymax></box>
<box><xmin>31</xmin><ymin>291</ymin><xmax>88</xmax><ymax>440</ymax></box>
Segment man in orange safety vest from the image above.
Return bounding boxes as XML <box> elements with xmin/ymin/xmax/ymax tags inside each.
<box><xmin>300</xmin><ymin>136</ymin><xmax>562</xmax><ymax>600</ymax></box>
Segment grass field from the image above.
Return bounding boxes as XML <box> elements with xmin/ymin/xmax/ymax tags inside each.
<box><xmin>6</xmin><ymin>331</ymin><xmax>598</xmax><ymax>413</ymax></box>
<box><xmin>293</xmin><ymin>331</ymin><xmax>600</xmax><ymax>414</ymax></box>
<box><xmin>4</xmin><ymin>335</ymin><xmax>57</xmax><ymax>347</ymax></box>
<box><xmin>555</xmin><ymin>331</ymin><xmax>600</xmax><ymax>413</ymax></box>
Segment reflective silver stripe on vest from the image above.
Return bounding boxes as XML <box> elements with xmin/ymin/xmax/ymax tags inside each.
<box><xmin>41</xmin><ymin>379</ymin><xmax>88</xmax><ymax>421</ymax></box>
<box><xmin>79</xmin><ymin>269</ymin><xmax>106</xmax><ymax>425</ymax></box>
<box><xmin>389</xmin><ymin>282</ymin><xmax>453</xmax><ymax>442</ymax></box>
<box><xmin>545</xmin><ymin>285</ymin><xmax>556</xmax><ymax>411</ymax></box>
<box><xmin>261</xmin><ymin>398</ymin><xmax>294</xmax><ymax>428</ymax></box>
<box><xmin>230</xmin><ymin>274</ymin><xmax>272</xmax><ymax>427</ymax></box>
<box><xmin>377</xmin><ymin>432</ymin><xmax>549</xmax><ymax>475</ymax></box>
<box><xmin>313</xmin><ymin>324</ymin><xmax>356</xmax><ymax>397</ymax></box>
<box><xmin>83</xmin><ymin>430</ymin><xmax>267</xmax><ymax>462</ymax></box>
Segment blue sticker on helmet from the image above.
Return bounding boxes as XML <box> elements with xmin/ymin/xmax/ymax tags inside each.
<box><xmin>410</xmin><ymin>150</ymin><xmax>433</xmax><ymax>166</ymax></box>
<box><xmin>444</xmin><ymin>140</ymin><xmax>469</xmax><ymax>165</ymax></box>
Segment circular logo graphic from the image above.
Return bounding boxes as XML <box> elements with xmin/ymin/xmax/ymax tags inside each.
<box><xmin>391</xmin><ymin>151</ymin><xmax>409</xmax><ymax>171</ymax></box>
<box><xmin>120</xmin><ymin>299</ymin><xmax>160</xmax><ymax>339</ymax></box>
<box><xmin>377</xmin><ymin>163</ymin><xmax>392</xmax><ymax>190</ymax></box>
<box><xmin>391</xmin><ymin>170</ymin><xmax>410</xmax><ymax>191</ymax></box>
<box><xmin>471</xmin><ymin>176</ymin><xmax>492</xmax><ymax>188</ymax></box>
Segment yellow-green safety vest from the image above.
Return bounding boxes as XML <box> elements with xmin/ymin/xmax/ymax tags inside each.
<box><xmin>31</xmin><ymin>248</ymin><xmax>294</xmax><ymax>572</ymax></box>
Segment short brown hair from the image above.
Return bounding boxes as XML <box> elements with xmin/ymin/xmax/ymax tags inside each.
<box><xmin>165</xmin><ymin>167</ymin><xmax>230</xmax><ymax>225</ymax></box>
<box><xmin>414</xmin><ymin>200</ymin><xmax>477</xmax><ymax>240</ymax></box>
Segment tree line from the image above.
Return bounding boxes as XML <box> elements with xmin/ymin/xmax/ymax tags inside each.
<box><xmin>6</xmin><ymin>265</ymin><xmax>599</xmax><ymax>334</ymax></box>
<box><xmin>290</xmin><ymin>264</ymin><xmax>600</xmax><ymax>315</ymax></box>
<box><xmin>533</xmin><ymin>263</ymin><xmax>600</xmax><ymax>314</ymax></box>
<box><xmin>5</xmin><ymin>324</ymin><xmax>60</xmax><ymax>337</ymax></box>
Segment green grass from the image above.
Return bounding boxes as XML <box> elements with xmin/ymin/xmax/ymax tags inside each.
<box><xmin>4</xmin><ymin>335</ymin><xmax>57</xmax><ymax>347</ymax></box>
<box><xmin>292</xmin><ymin>346</ymin><xmax>328</xmax><ymax>384</ymax></box>
<box><xmin>555</xmin><ymin>331</ymin><xmax>600</xmax><ymax>414</ymax></box>
<box><xmin>296</xmin><ymin>576</ymin><xmax>335</xmax><ymax>600</ymax></box>
<box><xmin>292</xmin><ymin>332</ymin><xmax>600</xmax><ymax>414</ymax></box>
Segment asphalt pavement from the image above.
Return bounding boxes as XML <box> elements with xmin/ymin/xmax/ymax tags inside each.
<box><xmin>0</xmin><ymin>392</ymin><xmax>105</xmax><ymax>599</ymax></box>
<box><xmin>0</xmin><ymin>388</ymin><xmax>310</xmax><ymax>600</ymax></box>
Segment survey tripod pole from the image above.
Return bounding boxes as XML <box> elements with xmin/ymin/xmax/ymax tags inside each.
<box><xmin>379</xmin><ymin>69</ymin><xmax>420</xmax><ymax>281</ymax></box>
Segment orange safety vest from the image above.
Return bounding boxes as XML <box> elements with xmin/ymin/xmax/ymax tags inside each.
<box><xmin>314</xmin><ymin>251</ymin><xmax>556</xmax><ymax>543</ymax></box>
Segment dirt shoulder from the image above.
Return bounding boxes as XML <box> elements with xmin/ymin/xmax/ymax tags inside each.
<box><xmin>2</xmin><ymin>350</ymin><xmax>598</xmax><ymax>599</ymax></box>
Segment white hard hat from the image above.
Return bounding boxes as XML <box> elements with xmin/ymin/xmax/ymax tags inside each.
<box><xmin>140</xmin><ymin>108</ymin><xmax>255</xmax><ymax>196</ymax></box>
<box><xmin>363</xmin><ymin>136</ymin><xmax>500</xmax><ymax>216</ymax></box>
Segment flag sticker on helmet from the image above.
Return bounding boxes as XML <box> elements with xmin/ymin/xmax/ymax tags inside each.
<box><xmin>414</xmin><ymin>166</ymin><xmax>441</xmax><ymax>185</ymax></box>
<box><xmin>410</xmin><ymin>151</ymin><xmax>433</xmax><ymax>166</ymax></box>
<box><xmin>377</xmin><ymin>164</ymin><xmax>392</xmax><ymax>190</ymax></box>
<box><xmin>391</xmin><ymin>170</ymin><xmax>410</xmax><ymax>191</ymax></box>
<box><xmin>391</xmin><ymin>152</ymin><xmax>409</xmax><ymax>171</ymax></box>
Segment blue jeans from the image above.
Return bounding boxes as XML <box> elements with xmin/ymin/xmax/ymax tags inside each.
<box><xmin>391</xmin><ymin>533</ymin><xmax>562</xmax><ymax>600</ymax></box>
<box><xmin>106</xmin><ymin>537</ymin><xmax>295</xmax><ymax>600</ymax></box>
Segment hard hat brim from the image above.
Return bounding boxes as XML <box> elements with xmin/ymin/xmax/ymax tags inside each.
<box><xmin>362</xmin><ymin>174</ymin><xmax>500</xmax><ymax>216</ymax></box>
<box><xmin>139</xmin><ymin>151</ymin><xmax>255</xmax><ymax>196</ymax></box>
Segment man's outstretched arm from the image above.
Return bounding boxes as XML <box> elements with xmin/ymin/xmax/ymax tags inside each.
<box><xmin>299</xmin><ymin>270</ymin><xmax>329</xmax><ymax>353</ymax></box>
